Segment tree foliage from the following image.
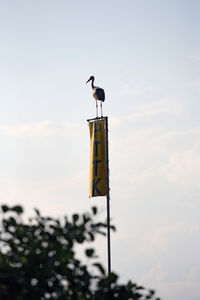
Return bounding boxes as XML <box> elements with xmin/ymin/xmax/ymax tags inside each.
<box><xmin>0</xmin><ymin>204</ymin><xmax>161</xmax><ymax>300</ymax></box>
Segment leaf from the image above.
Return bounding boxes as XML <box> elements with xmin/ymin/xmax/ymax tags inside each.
<box><xmin>110</xmin><ymin>225</ymin><xmax>116</xmax><ymax>231</ymax></box>
<box><xmin>135</xmin><ymin>285</ymin><xmax>144</xmax><ymax>290</ymax></box>
<box><xmin>85</xmin><ymin>248</ymin><xmax>95</xmax><ymax>257</ymax></box>
<box><xmin>107</xmin><ymin>272</ymin><xmax>118</xmax><ymax>283</ymax></box>
<box><xmin>72</xmin><ymin>214</ymin><xmax>79</xmax><ymax>223</ymax></box>
<box><xmin>34</xmin><ymin>208</ymin><xmax>40</xmax><ymax>216</ymax></box>
<box><xmin>9</xmin><ymin>217</ymin><xmax>17</xmax><ymax>226</ymax></box>
<box><xmin>92</xmin><ymin>206</ymin><xmax>98</xmax><ymax>215</ymax></box>
<box><xmin>1</xmin><ymin>205</ymin><xmax>9</xmax><ymax>213</ymax></box>
<box><xmin>83</xmin><ymin>214</ymin><xmax>91</xmax><ymax>224</ymax></box>
<box><xmin>12</xmin><ymin>205</ymin><xmax>23</xmax><ymax>214</ymax></box>
<box><xmin>93</xmin><ymin>263</ymin><xmax>105</xmax><ymax>275</ymax></box>
<box><xmin>87</xmin><ymin>232</ymin><xmax>94</xmax><ymax>241</ymax></box>
<box><xmin>76</xmin><ymin>235</ymin><xmax>85</xmax><ymax>243</ymax></box>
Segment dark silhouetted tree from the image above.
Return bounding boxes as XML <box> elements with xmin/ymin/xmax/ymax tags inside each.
<box><xmin>0</xmin><ymin>204</ymin><xmax>161</xmax><ymax>300</ymax></box>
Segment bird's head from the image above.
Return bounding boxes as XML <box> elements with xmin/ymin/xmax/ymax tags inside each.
<box><xmin>86</xmin><ymin>76</ymin><xmax>94</xmax><ymax>84</ymax></box>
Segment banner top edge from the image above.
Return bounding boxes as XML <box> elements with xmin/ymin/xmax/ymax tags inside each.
<box><xmin>87</xmin><ymin>116</ymin><xmax>108</xmax><ymax>123</ymax></box>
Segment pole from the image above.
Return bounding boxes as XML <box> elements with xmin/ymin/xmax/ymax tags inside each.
<box><xmin>87</xmin><ymin>116</ymin><xmax>111</xmax><ymax>276</ymax></box>
<box><xmin>105</xmin><ymin>116</ymin><xmax>111</xmax><ymax>275</ymax></box>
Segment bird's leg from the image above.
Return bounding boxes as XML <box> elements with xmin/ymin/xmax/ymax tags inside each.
<box><xmin>96</xmin><ymin>100</ymin><xmax>98</xmax><ymax>118</ymax></box>
<box><xmin>100</xmin><ymin>101</ymin><xmax>103</xmax><ymax>117</ymax></box>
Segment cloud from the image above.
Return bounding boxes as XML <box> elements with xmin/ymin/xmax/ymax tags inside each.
<box><xmin>118</xmin><ymin>82</ymin><xmax>160</xmax><ymax>97</ymax></box>
<box><xmin>189</xmin><ymin>56</ymin><xmax>200</xmax><ymax>61</ymax></box>
<box><xmin>163</xmin><ymin>141</ymin><xmax>200</xmax><ymax>188</ymax></box>
<box><xmin>0</xmin><ymin>168</ymin><xmax>90</xmax><ymax>218</ymax></box>
<box><xmin>0</xmin><ymin>121</ymin><xmax>85</xmax><ymax>137</ymax></box>
<box><xmin>108</xmin><ymin>111</ymin><xmax>200</xmax><ymax>208</ymax></box>
<box><xmin>139</xmin><ymin>263</ymin><xmax>166</xmax><ymax>284</ymax></box>
<box><xmin>137</xmin><ymin>223</ymin><xmax>195</xmax><ymax>257</ymax></box>
<box><xmin>187</xmin><ymin>80</ymin><xmax>200</xmax><ymax>87</ymax></box>
<box><xmin>138</xmin><ymin>224</ymin><xmax>200</xmax><ymax>300</ymax></box>
<box><xmin>0</xmin><ymin>98</ymin><xmax>185</xmax><ymax>138</ymax></box>
<box><xmin>110</xmin><ymin>98</ymin><xmax>183</xmax><ymax>126</ymax></box>
<box><xmin>187</xmin><ymin>80</ymin><xmax>200</xmax><ymax>93</ymax></box>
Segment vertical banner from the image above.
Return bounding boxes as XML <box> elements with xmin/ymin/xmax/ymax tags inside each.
<box><xmin>89</xmin><ymin>119</ymin><xmax>107</xmax><ymax>197</ymax></box>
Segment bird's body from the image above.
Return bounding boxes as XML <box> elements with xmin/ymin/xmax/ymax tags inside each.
<box><xmin>86</xmin><ymin>76</ymin><xmax>105</xmax><ymax>117</ymax></box>
<box><xmin>93</xmin><ymin>86</ymin><xmax>105</xmax><ymax>102</ymax></box>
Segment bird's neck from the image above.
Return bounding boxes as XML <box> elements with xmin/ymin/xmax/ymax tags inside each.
<box><xmin>91</xmin><ymin>78</ymin><xmax>94</xmax><ymax>89</ymax></box>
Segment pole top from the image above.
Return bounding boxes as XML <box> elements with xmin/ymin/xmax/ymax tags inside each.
<box><xmin>87</xmin><ymin>116</ymin><xmax>108</xmax><ymax>123</ymax></box>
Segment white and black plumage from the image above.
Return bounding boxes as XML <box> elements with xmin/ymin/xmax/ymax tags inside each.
<box><xmin>86</xmin><ymin>76</ymin><xmax>105</xmax><ymax>117</ymax></box>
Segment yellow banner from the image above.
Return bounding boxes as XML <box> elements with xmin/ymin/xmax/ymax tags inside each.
<box><xmin>89</xmin><ymin>119</ymin><xmax>107</xmax><ymax>197</ymax></box>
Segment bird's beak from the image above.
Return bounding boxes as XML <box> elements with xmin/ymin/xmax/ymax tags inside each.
<box><xmin>86</xmin><ymin>78</ymin><xmax>91</xmax><ymax>84</ymax></box>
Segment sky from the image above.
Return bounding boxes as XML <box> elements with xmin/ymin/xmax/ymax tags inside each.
<box><xmin>0</xmin><ymin>0</ymin><xmax>200</xmax><ymax>299</ymax></box>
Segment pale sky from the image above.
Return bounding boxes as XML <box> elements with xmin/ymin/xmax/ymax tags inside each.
<box><xmin>0</xmin><ymin>1</ymin><xmax>200</xmax><ymax>299</ymax></box>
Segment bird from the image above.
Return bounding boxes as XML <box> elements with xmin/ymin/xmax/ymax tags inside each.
<box><xmin>86</xmin><ymin>76</ymin><xmax>105</xmax><ymax>118</ymax></box>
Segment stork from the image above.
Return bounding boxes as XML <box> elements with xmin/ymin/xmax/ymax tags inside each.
<box><xmin>86</xmin><ymin>76</ymin><xmax>105</xmax><ymax>118</ymax></box>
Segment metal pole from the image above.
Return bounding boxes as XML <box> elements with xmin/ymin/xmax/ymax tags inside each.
<box><xmin>87</xmin><ymin>116</ymin><xmax>111</xmax><ymax>275</ymax></box>
<box><xmin>105</xmin><ymin>116</ymin><xmax>111</xmax><ymax>275</ymax></box>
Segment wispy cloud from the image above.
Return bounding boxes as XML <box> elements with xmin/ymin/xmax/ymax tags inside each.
<box><xmin>118</xmin><ymin>82</ymin><xmax>160</xmax><ymax>97</ymax></box>
<box><xmin>110</xmin><ymin>98</ymin><xmax>184</xmax><ymax>126</ymax></box>
<box><xmin>163</xmin><ymin>141</ymin><xmax>200</xmax><ymax>188</ymax></box>
<box><xmin>187</xmin><ymin>80</ymin><xmax>200</xmax><ymax>88</ymax></box>
<box><xmin>0</xmin><ymin>121</ymin><xmax>85</xmax><ymax>137</ymax></box>
<box><xmin>187</xmin><ymin>80</ymin><xmax>200</xmax><ymax>94</ymax></box>
<box><xmin>189</xmin><ymin>56</ymin><xmax>200</xmax><ymax>61</ymax></box>
<box><xmin>138</xmin><ymin>223</ymin><xmax>192</xmax><ymax>257</ymax></box>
